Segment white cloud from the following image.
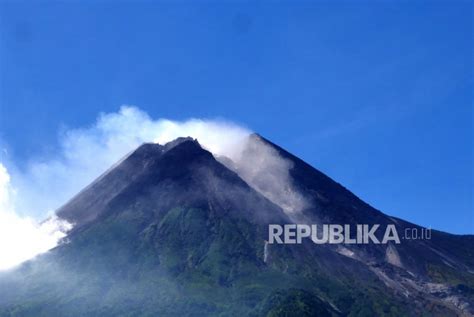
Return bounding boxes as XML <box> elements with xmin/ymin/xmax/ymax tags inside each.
<box><xmin>0</xmin><ymin>164</ymin><xmax>72</xmax><ymax>271</ymax></box>
<box><xmin>0</xmin><ymin>105</ymin><xmax>308</xmax><ymax>270</ymax></box>
<box><xmin>6</xmin><ymin>106</ymin><xmax>253</xmax><ymax>220</ymax></box>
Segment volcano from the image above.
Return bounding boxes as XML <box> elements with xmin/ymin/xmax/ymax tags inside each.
<box><xmin>0</xmin><ymin>134</ymin><xmax>472</xmax><ymax>316</ymax></box>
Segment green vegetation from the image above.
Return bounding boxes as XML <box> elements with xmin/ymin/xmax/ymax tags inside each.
<box><xmin>0</xmin><ymin>206</ymin><xmax>444</xmax><ymax>316</ymax></box>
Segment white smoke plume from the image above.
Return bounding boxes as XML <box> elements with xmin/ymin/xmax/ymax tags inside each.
<box><xmin>0</xmin><ymin>164</ymin><xmax>72</xmax><ymax>271</ymax></box>
<box><xmin>223</xmin><ymin>136</ymin><xmax>308</xmax><ymax>218</ymax></box>
<box><xmin>0</xmin><ymin>105</ymin><xmax>307</xmax><ymax>270</ymax></box>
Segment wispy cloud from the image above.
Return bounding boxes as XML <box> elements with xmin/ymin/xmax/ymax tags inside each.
<box><xmin>0</xmin><ymin>163</ymin><xmax>71</xmax><ymax>270</ymax></box>
<box><xmin>0</xmin><ymin>105</ymin><xmax>307</xmax><ymax>270</ymax></box>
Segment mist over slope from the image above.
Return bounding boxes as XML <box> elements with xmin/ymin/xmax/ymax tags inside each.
<box><xmin>0</xmin><ymin>107</ymin><xmax>254</xmax><ymax>269</ymax></box>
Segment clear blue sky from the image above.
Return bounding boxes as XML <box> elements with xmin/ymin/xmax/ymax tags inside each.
<box><xmin>0</xmin><ymin>1</ymin><xmax>472</xmax><ymax>234</ymax></box>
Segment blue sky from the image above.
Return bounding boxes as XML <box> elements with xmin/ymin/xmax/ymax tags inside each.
<box><xmin>0</xmin><ymin>1</ymin><xmax>472</xmax><ymax>234</ymax></box>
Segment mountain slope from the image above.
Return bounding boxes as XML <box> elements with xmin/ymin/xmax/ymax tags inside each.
<box><xmin>0</xmin><ymin>136</ymin><xmax>472</xmax><ymax>316</ymax></box>
<box><xmin>245</xmin><ymin>134</ymin><xmax>474</xmax><ymax>314</ymax></box>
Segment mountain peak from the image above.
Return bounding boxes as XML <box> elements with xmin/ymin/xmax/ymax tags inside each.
<box><xmin>56</xmin><ymin>136</ymin><xmax>285</xmax><ymax>228</ymax></box>
<box><xmin>131</xmin><ymin>137</ymin><xmax>199</xmax><ymax>158</ymax></box>
<box><xmin>162</xmin><ymin>136</ymin><xmax>199</xmax><ymax>151</ymax></box>
<box><xmin>56</xmin><ymin>137</ymin><xmax>205</xmax><ymax>227</ymax></box>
